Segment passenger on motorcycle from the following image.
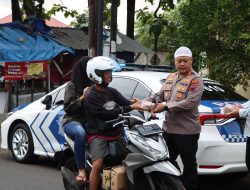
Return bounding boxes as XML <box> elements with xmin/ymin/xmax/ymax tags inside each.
<box><xmin>62</xmin><ymin>56</ymin><xmax>92</xmax><ymax>185</ymax></box>
<box><xmin>84</xmin><ymin>56</ymin><xmax>145</xmax><ymax>190</ymax></box>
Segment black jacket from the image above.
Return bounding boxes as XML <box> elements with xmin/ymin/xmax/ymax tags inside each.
<box><xmin>84</xmin><ymin>85</ymin><xmax>132</xmax><ymax>137</ymax></box>
<box><xmin>62</xmin><ymin>82</ymin><xmax>86</xmax><ymax>125</ymax></box>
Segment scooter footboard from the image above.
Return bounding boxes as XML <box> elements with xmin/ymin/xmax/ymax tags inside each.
<box><xmin>143</xmin><ymin>161</ymin><xmax>181</xmax><ymax>176</ymax></box>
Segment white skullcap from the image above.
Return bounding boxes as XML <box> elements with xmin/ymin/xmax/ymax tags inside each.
<box><xmin>174</xmin><ymin>46</ymin><xmax>192</xmax><ymax>58</ymax></box>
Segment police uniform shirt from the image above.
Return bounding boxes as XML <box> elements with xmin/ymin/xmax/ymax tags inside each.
<box><xmin>239</xmin><ymin>101</ymin><xmax>250</xmax><ymax>137</ymax></box>
<box><xmin>159</xmin><ymin>70</ymin><xmax>204</xmax><ymax>135</ymax></box>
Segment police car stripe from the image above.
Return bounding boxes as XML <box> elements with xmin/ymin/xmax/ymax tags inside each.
<box><xmin>40</xmin><ymin>105</ymin><xmax>64</xmax><ymax>152</ymax></box>
<box><xmin>38</xmin><ymin>112</ymin><xmax>56</xmax><ymax>152</ymax></box>
<box><xmin>29</xmin><ymin>112</ymin><xmax>49</xmax><ymax>156</ymax></box>
<box><xmin>30</xmin><ymin>105</ymin><xmax>64</xmax><ymax>155</ymax></box>
<box><xmin>222</xmin><ymin>134</ymin><xmax>247</xmax><ymax>143</ymax></box>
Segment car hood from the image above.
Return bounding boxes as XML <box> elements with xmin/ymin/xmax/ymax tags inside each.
<box><xmin>11</xmin><ymin>103</ymin><xmax>30</xmax><ymax>112</ymax></box>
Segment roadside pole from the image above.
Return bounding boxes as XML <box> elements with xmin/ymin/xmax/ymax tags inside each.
<box><xmin>110</xmin><ymin>0</ymin><xmax>118</xmax><ymax>58</ymax></box>
<box><xmin>88</xmin><ymin>0</ymin><xmax>104</xmax><ymax>57</ymax></box>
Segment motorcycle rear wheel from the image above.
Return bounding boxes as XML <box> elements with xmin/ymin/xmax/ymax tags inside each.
<box><xmin>63</xmin><ymin>157</ymin><xmax>90</xmax><ymax>190</ymax></box>
<box><xmin>64</xmin><ymin>156</ymin><xmax>78</xmax><ymax>174</ymax></box>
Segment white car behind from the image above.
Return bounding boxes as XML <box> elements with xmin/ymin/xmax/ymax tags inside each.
<box><xmin>1</xmin><ymin>71</ymin><xmax>248</xmax><ymax>176</ymax></box>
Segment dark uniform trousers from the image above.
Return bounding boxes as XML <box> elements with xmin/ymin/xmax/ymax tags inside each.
<box><xmin>164</xmin><ymin>132</ymin><xmax>200</xmax><ymax>190</ymax></box>
<box><xmin>246</xmin><ymin>137</ymin><xmax>250</xmax><ymax>170</ymax></box>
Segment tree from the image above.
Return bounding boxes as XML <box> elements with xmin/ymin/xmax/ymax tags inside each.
<box><xmin>136</xmin><ymin>2</ymin><xmax>178</xmax><ymax>65</ymax></box>
<box><xmin>136</xmin><ymin>0</ymin><xmax>250</xmax><ymax>89</ymax></box>
<box><xmin>70</xmin><ymin>0</ymin><xmax>114</xmax><ymax>29</ymax></box>
<box><xmin>135</xmin><ymin>0</ymin><xmax>176</xmax><ymax>64</ymax></box>
<box><xmin>11</xmin><ymin>0</ymin><xmax>78</xmax><ymax>22</ymax></box>
<box><xmin>177</xmin><ymin>0</ymin><xmax>250</xmax><ymax>89</ymax></box>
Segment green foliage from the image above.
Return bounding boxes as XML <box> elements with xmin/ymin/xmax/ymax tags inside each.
<box><xmin>69</xmin><ymin>11</ymin><xmax>89</xmax><ymax>29</ymax></box>
<box><xmin>136</xmin><ymin>0</ymin><xmax>250</xmax><ymax>89</ymax></box>
<box><xmin>46</xmin><ymin>4</ymin><xmax>78</xmax><ymax>19</ymax></box>
<box><xmin>12</xmin><ymin>0</ymin><xmax>79</xmax><ymax>21</ymax></box>
<box><xmin>177</xmin><ymin>0</ymin><xmax>250</xmax><ymax>89</ymax></box>
<box><xmin>135</xmin><ymin>8</ymin><xmax>178</xmax><ymax>65</ymax></box>
<box><xmin>69</xmin><ymin>0</ymin><xmax>118</xmax><ymax>29</ymax></box>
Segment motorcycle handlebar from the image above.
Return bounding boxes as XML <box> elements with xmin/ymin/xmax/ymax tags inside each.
<box><xmin>105</xmin><ymin>113</ymin><xmax>146</xmax><ymax>126</ymax></box>
<box><xmin>105</xmin><ymin>114</ymin><xmax>125</xmax><ymax>125</ymax></box>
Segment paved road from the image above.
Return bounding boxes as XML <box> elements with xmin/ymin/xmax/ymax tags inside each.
<box><xmin>0</xmin><ymin>149</ymin><xmax>64</xmax><ymax>190</ymax></box>
<box><xmin>198</xmin><ymin>173</ymin><xmax>250</xmax><ymax>190</ymax></box>
<box><xmin>1</xmin><ymin>148</ymin><xmax>250</xmax><ymax>190</ymax></box>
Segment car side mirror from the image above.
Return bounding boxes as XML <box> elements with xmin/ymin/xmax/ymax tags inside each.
<box><xmin>42</xmin><ymin>95</ymin><xmax>52</xmax><ymax>110</ymax></box>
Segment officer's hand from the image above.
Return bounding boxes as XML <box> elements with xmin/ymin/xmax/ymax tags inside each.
<box><xmin>152</xmin><ymin>103</ymin><xmax>166</xmax><ymax>113</ymax></box>
<box><xmin>225</xmin><ymin>107</ymin><xmax>240</xmax><ymax>118</ymax></box>
<box><xmin>130</xmin><ymin>102</ymin><xmax>147</xmax><ymax>111</ymax></box>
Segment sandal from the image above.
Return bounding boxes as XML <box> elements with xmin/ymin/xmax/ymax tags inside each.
<box><xmin>76</xmin><ymin>175</ymin><xmax>89</xmax><ymax>185</ymax></box>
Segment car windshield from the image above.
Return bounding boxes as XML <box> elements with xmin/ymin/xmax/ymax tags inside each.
<box><xmin>202</xmin><ymin>80</ymin><xmax>247</xmax><ymax>101</ymax></box>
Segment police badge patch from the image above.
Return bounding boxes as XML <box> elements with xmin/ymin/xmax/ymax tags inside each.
<box><xmin>103</xmin><ymin>101</ymin><xmax>117</xmax><ymax>110</ymax></box>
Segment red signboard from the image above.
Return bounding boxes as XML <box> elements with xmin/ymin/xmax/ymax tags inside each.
<box><xmin>4</xmin><ymin>61</ymin><xmax>47</xmax><ymax>81</ymax></box>
<box><xmin>4</xmin><ymin>62</ymin><xmax>27</xmax><ymax>80</ymax></box>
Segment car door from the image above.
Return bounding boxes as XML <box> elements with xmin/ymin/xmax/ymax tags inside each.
<box><xmin>34</xmin><ymin>86</ymin><xmax>66</xmax><ymax>155</ymax></box>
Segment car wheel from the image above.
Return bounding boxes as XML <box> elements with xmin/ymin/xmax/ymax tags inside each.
<box><xmin>10</xmin><ymin>123</ymin><xmax>37</xmax><ymax>163</ymax></box>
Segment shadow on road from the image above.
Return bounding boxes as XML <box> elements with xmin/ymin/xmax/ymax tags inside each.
<box><xmin>199</xmin><ymin>173</ymin><xmax>250</xmax><ymax>190</ymax></box>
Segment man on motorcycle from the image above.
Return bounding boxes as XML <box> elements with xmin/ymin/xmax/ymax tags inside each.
<box><xmin>84</xmin><ymin>56</ymin><xmax>145</xmax><ymax>190</ymax></box>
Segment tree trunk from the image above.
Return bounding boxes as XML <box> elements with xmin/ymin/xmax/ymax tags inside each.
<box><xmin>110</xmin><ymin>0</ymin><xmax>119</xmax><ymax>57</ymax></box>
<box><xmin>11</xmin><ymin>0</ymin><xmax>22</xmax><ymax>22</ymax></box>
<box><xmin>88</xmin><ymin>0</ymin><xmax>98</xmax><ymax>57</ymax></box>
<box><xmin>126</xmin><ymin>0</ymin><xmax>135</xmax><ymax>39</ymax></box>
<box><xmin>23</xmin><ymin>0</ymin><xmax>35</xmax><ymax>17</ymax></box>
<box><xmin>154</xmin><ymin>34</ymin><xmax>158</xmax><ymax>65</ymax></box>
<box><xmin>126</xmin><ymin>0</ymin><xmax>135</xmax><ymax>62</ymax></box>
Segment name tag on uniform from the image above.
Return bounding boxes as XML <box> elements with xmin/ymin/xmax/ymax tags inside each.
<box><xmin>190</xmin><ymin>79</ymin><xmax>198</xmax><ymax>92</ymax></box>
<box><xmin>176</xmin><ymin>92</ymin><xmax>182</xmax><ymax>98</ymax></box>
<box><xmin>164</xmin><ymin>91</ymin><xmax>169</xmax><ymax>99</ymax></box>
<box><xmin>164</xmin><ymin>84</ymin><xmax>172</xmax><ymax>91</ymax></box>
<box><xmin>177</xmin><ymin>86</ymin><xmax>186</xmax><ymax>92</ymax></box>
<box><xmin>183</xmin><ymin>78</ymin><xmax>190</xmax><ymax>83</ymax></box>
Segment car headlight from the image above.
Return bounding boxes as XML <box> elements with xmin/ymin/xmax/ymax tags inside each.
<box><xmin>131</xmin><ymin>134</ymin><xmax>168</xmax><ymax>160</ymax></box>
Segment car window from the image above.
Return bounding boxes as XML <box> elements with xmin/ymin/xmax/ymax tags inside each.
<box><xmin>110</xmin><ymin>77</ymin><xmax>138</xmax><ymax>99</ymax></box>
<box><xmin>54</xmin><ymin>88</ymin><xmax>65</xmax><ymax>105</ymax></box>
<box><xmin>132</xmin><ymin>83</ymin><xmax>152</xmax><ymax>100</ymax></box>
<box><xmin>202</xmin><ymin>80</ymin><xmax>247</xmax><ymax>101</ymax></box>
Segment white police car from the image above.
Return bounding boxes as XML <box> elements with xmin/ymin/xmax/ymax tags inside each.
<box><xmin>0</xmin><ymin>71</ymin><xmax>248</xmax><ymax>176</ymax></box>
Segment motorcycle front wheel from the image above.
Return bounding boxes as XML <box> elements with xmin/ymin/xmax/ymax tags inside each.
<box><xmin>152</xmin><ymin>172</ymin><xmax>184</xmax><ymax>190</ymax></box>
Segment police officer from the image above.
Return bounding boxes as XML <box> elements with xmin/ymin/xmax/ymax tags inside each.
<box><xmin>153</xmin><ymin>46</ymin><xmax>204</xmax><ymax>190</ymax></box>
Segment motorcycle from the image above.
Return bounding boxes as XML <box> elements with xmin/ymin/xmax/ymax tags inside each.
<box><xmin>60</xmin><ymin>110</ymin><xmax>184</xmax><ymax>190</ymax></box>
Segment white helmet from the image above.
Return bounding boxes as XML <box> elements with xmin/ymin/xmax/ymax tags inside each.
<box><xmin>87</xmin><ymin>56</ymin><xmax>116</xmax><ymax>84</ymax></box>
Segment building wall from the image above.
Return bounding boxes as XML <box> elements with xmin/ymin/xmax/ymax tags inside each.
<box><xmin>135</xmin><ymin>50</ymin><xmax>169</xmax><ymax>65</ymax></box>
<box><xmin>200</xmin><ymin>69</ymin><xmax>250</xmax><ymax>99</ymax></box>
<box><xmin>235</xmin><ymin>82</ymin><xmax>250</xmax><ymax>99</ymax></box>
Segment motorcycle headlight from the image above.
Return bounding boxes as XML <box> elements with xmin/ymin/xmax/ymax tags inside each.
<box><xmin>131</xmin><ymin>134</ymin><xmax>168</xmax><ymax>160</ymax></box>
<box><xmin>148</xmin><ymin>147</ymin><xmax>168</xmax><ymax>160</ymax></box>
